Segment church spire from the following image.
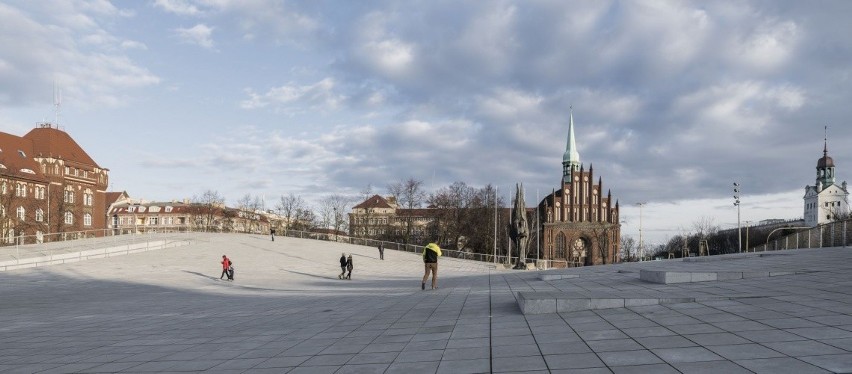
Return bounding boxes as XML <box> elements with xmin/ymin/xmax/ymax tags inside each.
<box><xmin>562</xmin><ymin>107</ymin><xmax>581</xmax><ymax>182</ymax></box>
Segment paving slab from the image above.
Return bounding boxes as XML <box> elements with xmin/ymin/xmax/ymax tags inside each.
<box><xmin>2</xmin><ymin>233</ymin><xmax>852</xmax><ymax>373</ymax></box>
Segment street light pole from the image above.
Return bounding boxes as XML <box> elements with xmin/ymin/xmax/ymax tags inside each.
<box><xmin>733</xmin><ymin>182</ymin><xmax>741</xmax><ymax>253</ymax></box>
<box><xmin>636</xmin><ymin>202</ymin><xmax>646</xmax><ymax>261</ymax></box>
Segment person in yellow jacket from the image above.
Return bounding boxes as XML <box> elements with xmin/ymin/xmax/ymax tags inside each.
<box><xmin>421</xmin><ymin>243</ymin><xmax>442</xmax><ymax>290</ymax></box>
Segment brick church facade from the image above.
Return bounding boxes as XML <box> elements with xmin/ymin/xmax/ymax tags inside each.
<box><xmin>538</xmin><ymin>112</ymin><xmax>620</xmax><ymax>267</ymax></box>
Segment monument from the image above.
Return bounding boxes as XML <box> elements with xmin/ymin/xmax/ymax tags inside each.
<box><xmin>509</xmin><ymin>183</ymin><xmax>530</xmax><ymax>269</ymax></box>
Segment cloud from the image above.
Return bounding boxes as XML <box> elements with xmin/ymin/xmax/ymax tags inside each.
<box><xmin>240</xmin><ymin>78</ymin><xmax>346</xmax><ymax>112</ymax></box>
<box><xmin>0</xmin><ymin>2</ymin><xmax>159</xmax><ymax>107</ymax></box>
<box><xmin>175</xmin><ymin>24</ymin><xmax>215</xmax><ymax>50</ymax></box>
<box><xmin>154</xmin><ymin>0</ymin><xmax>202</xmax><ymax>16</ymax></box>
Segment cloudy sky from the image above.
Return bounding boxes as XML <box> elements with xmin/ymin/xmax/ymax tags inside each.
<box><xmin>1</xmin><ymin>0</ymin><xmax>850</xmax><ymax>245</ymax></box>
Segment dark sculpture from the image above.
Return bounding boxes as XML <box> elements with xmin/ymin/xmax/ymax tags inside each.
<box><xmin>509</xmin><ymin>183</ymin><xmax>530</xmax><ymax>269</ymax></box>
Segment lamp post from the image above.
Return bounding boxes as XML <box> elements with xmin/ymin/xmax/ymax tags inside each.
<box><xmin>636</xmin><ymin>202</ymin><xmax>646</xmax><ymax>261</ymax></box>
<box><xmin>333</xmin><ymin>207</ymin><xmax>339</xmax><ymax>241</ymax></box>
<box><xmin>733</xmin><ymin>183</ymin><xmax>741</xmax><ymax>253</ymax></box>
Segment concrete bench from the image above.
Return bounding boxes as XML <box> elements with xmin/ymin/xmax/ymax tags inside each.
<box><xmin>539</xmin><ymin>274</ymin><xmax>579</xmax><ymax>281</ymax></box>
<box><xmin>639</xmin><ymin>269</ymin><xmax>799</xmax><ymax>284</ymax></box>
<box><xmin>517</xmin><ymin>291</ymin><xmax>729</xmax><ymax>315</ymax></box>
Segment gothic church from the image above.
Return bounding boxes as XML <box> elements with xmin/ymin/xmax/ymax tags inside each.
<box><xmin>538</xmin><ymin>112</ymin><xmax>621</xmax><ymax>266</ymax></box>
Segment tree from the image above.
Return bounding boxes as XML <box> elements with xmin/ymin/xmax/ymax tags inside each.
<box><xmin>276</xmin><ymin>193</ymin><xmax>307</xmax><ymax>235</ymax></box>
<box><xmin>388</xmin><ymin>177</ymin><xmax>426</xmax><ymax>244</ymax></box>
<box><xmin>620</xmin><ymin>235</ymin><xmax>636</xmax><ymax>262</ymax></box>
<box><xmin>236</xmin><ymin>194</ymin><xmax>264</xmax><ymax>233</ymax></box>
<box><xmin>319</xmin><ymin>194</ymin><xmax>352</xmax><ymax>240</ymax></box>
<box><xmin>291</xmin><ymin>206</ymin><xmax>317</xmax><ymax>231</ymax></box>
<box><xmin>191</xmin><ymin>190</ymin><xmax>225</xmax><ymax>232</ymax></box>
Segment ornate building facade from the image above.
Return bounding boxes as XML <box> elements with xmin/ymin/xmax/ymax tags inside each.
<box><xmin>538</xmin><ymin>112</ymin><xmax>620</xmax><ymax>266</ymax></box>
<box><xmin>0</xmin><ymin>123</ymin><xmax>109</xmax><ymax>243</ymax></box>
<box><xmin>804</xmin><ymin>139</ymin><xmax>849</xmax><ymax>227</ymax></box>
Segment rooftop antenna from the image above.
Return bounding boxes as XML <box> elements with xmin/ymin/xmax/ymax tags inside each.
<box><xmin>53</xmin><ymin>81</ymin><xmax>62</xmax><ymax>128</ymax></box>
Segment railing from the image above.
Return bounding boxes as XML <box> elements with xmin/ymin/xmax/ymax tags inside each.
<box><xmin>0</xmin><ymin>229</ymin><xmax>198</xmax><ymax>271</ymax></box>
<box><xmin>276</xmin><ymin>229</ymin><xmax>560</xmax><ymax>269</ymax></box>
<box><xmin>757</xmin><ymin>219</ymin><xmax>850</xmax><ymax>252</ymax></box>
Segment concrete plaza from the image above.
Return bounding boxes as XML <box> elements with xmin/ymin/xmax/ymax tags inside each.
<box><xmin>2</xmin><ymin>233</ymin><xmax>852</xmax><ymax>373</ymax></box>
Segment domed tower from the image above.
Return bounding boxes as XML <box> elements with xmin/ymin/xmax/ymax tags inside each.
<box><xmin>804</xmin><ymin>129</ymin><xmax>849</xmax><ymax>227</ymax></box>
<box><xmin>816</xmin><ymin>139</ymin><xmax>835</xmax><ymax>189</ymax></box>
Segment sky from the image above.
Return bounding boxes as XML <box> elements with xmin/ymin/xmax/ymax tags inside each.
<box><xmin>1</xmin><ymin>0</ymin><xmax>850</xmax><ymax>246</ymax></box>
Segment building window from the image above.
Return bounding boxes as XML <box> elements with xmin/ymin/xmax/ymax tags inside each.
<box><xmin>149</xmin><ymin>217</ymin><xmax>159</xmax><ymax>226</ymax></box>
<box><xmin>35</xmin><ymin>186</ymin><xmax>45</xmax><ymax>199</ymax></box>
<box><xmin>64</xmin><ymin>189</ymin><xmax>75</xmax><ymax>203</ymax></box>
<box><xmin>36</xmin><ymin>209</ymin><xmax>44</xmax><ymax>222</ymax></box>
<box><xmin>15</xmin><ymin>183</ymin><xmax>26</xmax><ymax>197</ymax></box>
<box><xmin>84</xmin><ymin>213</ymin><xmax>92</xmax><ymax>226</ymax></box>
<box><xmin>64</xmin><ymin>212</ymin><xmax>74</xmax><ymax>224</ymax></box>
<box><xmin>83</xmin><ymin>190</ymin><xmax>93</xmax><ymax>206</ymax></box>
<box><xmin>16</xmin><ymin>206</ymin><xmax>25</xmax><ymax>220</ymax></box>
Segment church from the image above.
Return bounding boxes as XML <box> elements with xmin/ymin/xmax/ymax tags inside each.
<box><xmin>538</xmin><ymin>112</ymin><xmax>621</xmax><ymax>267</ymax></box>
<box><xmin>804</xmin><ymin>138</ymin><xmax>849</xmax><ymax>227</ymax></box>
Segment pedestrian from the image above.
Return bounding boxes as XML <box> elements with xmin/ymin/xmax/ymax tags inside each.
<box><xmin>421</xmin><ymin>243</ymin><xmax>442</xmax><ymax>290</ymax></box>
<box><xmin>346</xmin><ymin>254</ymin><xmax>353</xmax><ymax>280</ymax></box>
<box><xmin>220</xmin><ymin>255</ymin><xmax>232</xmax><ymax>280</ymax></box>
<box><xmin>271</xmin><ymin>228</ymin><xmax>276</xmax><ymax>242</ymax></box>
<box><xmin>378</xmin><ymin>243</ymin><xmax>384</xmax><ymax>260</ymax></box>
<box><xmin>338</xmin><ymin>253</ymin><xmax>347</xmax><ymax>279</ymax></box>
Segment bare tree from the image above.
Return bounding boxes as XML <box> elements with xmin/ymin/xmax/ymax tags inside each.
<box><xmin>620</xmin><ymin>235</ymin><xmax>636</xmax><ymax>262</ymax></box>
<box><xmin>319</xmin><ymin>194</ymin><xmax>353</xmax><ymax>240</ymax></box>
<box><xmin>427</xmin><ymin>181</ymin><xmax>477</xmax><ymax>248</ymax></box>
<box><xmin>191</xmin><ymin>190</ymin><xmax>225</xmax><ymax>232</ymax></box>
<box><xmin>236</xmin><ymin>194</ymin><xmax>264</xmax><ymax>233</ymax></box>
<box><xmin>388</xmin><ymin>177</ymin><xmax>426</xmax><ymax>244</ymax></box>
<box><xmin>276</xmin><ymin>194</ymin><xmax>306</xmax><ymax>235</ymax></box>
<box><xmin>292</xmin><ymin>206</ymin><xmax>316</xmax><ymax>231</ymax></box>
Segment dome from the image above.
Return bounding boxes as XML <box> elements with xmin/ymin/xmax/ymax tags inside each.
<box><xmin>818</xmin><ymin>155</ymin><xmax>835</xmax><ymax>168</ymax></box>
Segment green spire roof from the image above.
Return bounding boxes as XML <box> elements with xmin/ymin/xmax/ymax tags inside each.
<box><xmin>562</xmin><ymin>109</ymin><xmax>581</xmax><ymax>167</ymax></box>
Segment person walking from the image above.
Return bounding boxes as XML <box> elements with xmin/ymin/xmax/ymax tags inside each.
<box><xmin>338</xmin><ymin>253</ymin><xmax>347</xmax><ymax>279</ymax></box>
<box><xmin>271</xmin><ymin>228</ymin><xmax>276</xmax><ymax>242</ymax></box>
<box><xmin>346</xmin><ymin>254</ymin><xmax>353</xmax><ymax>280</ymax></box>
<box><xmin>421</xmin><ymin>243</ymin><xmax>442</xmax><ymax>290</ymax></box>
<box><xmin>378</xmin><ymin>243</ymin><xmax>384</xmax><ymax>260</ymax></box>
<box><xmin>220</xmin><ymin>255</ymin><xmax>232</xmax><ymax>280</ymax></box>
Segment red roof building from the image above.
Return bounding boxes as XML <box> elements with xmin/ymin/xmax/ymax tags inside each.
<box><xmin>0</xmin><ymin>123</ymin><xmax>109</xmax><ymax>243</ymax></box>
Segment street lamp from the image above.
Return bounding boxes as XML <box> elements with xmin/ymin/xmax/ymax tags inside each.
<box><xmin>636</xmin><ymin>202</ymin><xmax>646</xmax><ymax>261</ymax></box>
<box><xmin>333</xmin><ymin>207</ymin><xmax>339</xmax><ymax>241</ymax></box>
<box><xmin>733</xmin><ymin>182</ymin><xmax>741</xmax><ymax>253</ymax></box>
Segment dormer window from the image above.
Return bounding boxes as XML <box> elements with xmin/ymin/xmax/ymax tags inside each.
<box><xmin>20</xmin><ymin>168</ymin><xmax>35</xmax><ymax>174</ymax></box>
<box><xmin>18</xmin><ymin>150</ymin><xmax>25</xmax><ymax>157</ymax></box>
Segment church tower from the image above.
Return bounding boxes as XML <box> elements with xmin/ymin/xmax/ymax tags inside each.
<box><xmin>562</xmin><ymin>109</ymin><xmax>581</xmax><ymax>183</ymax></box>
<box><xmin>804</xmin><ymin>129</ymin><xmax>849</xmax><ymax>227</ymax></box>
<box><xmin>540</xmin><ymin>111</ymin><xmax>620</xmax><ymax>267</ymax></box>
<box><xmin>816</xmin><ymin>138</ymin><xmax>836</xmax><ymax>188</ymax></box>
